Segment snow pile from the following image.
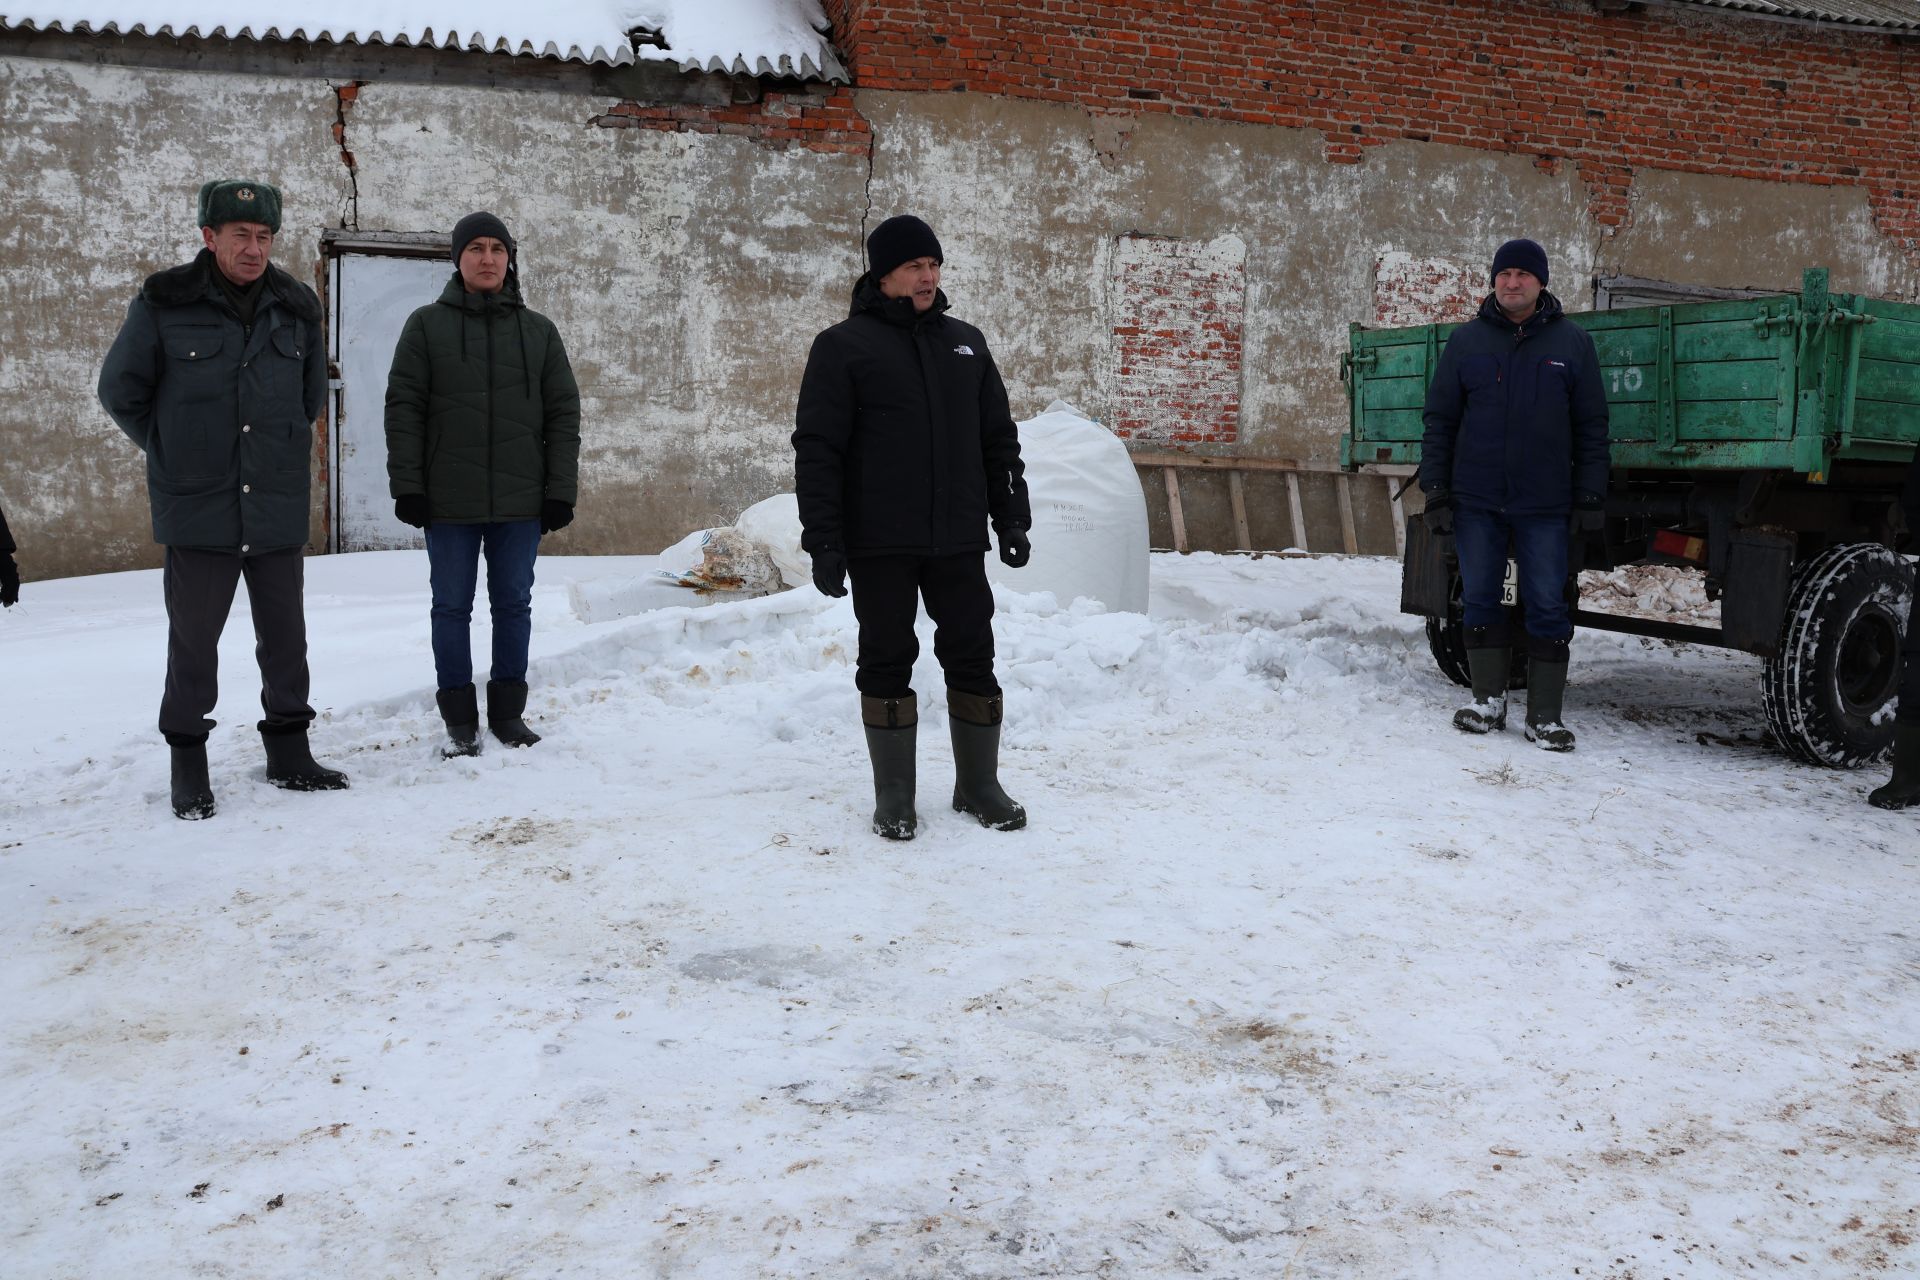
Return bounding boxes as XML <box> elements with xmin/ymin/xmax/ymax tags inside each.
<box><xmin>1581</xmin><ymin>563</ymin><xmax>1721</xmax><ymax>625</ymax></box>
<box><xmin>2</xmin><ymin>552</ymin><xmax>1916</xmax><ymax>1278</ymax></box>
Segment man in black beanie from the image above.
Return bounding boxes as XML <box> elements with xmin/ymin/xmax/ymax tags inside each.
<box><xmin>1418</xmin><ymin>237</ymin><xmax>1610</xmax><ymax>751</ymax></box>
<box><xmin>98</xmin><ymin>179</ymin><xmax>349</xmax><ymax>819</ymax></box>
<box><xmin>793</xmin><ymin>214</ymin><xmax>1032</xmax><ymax>839</ymax></box>
<box><xmin>384</xmin><ymin>211</ymin><xmax>581</xmax><ymax>755</ymax></box>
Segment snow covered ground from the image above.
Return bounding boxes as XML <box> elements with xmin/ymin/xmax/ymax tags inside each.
<box><xmin>2</xmin><ymin>550</ymin><xmax>1916</xmax><ymax>1279</ymax></box>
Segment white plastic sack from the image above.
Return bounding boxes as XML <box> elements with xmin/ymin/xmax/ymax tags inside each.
<box><xmin>566</xmin><ymin>525</ymin><xmax>783</xmax><ymax>623</ymax></box>
<box><xmin>987</xmin><ymin>400</ymin><xmax>1150</xmax><ymax>613</ymax></box>
<box><xmin>734</xmin><ymin>493</ymin><xmax>810</xmax><ymax>589</ymax></box>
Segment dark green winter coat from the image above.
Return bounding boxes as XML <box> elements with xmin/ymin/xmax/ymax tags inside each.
<box><xmin>97</xmin><ymin>251</ymin><xmax>326</xmax><ymax>553</ymax></box>
<box><xmin>383</xmin><ymin>271</ymin><xmax>581</xmax><ymax>523</ymax></box>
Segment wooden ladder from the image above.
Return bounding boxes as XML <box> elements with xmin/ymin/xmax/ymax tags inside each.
<box><xmin>1130</xmin><ymin>452</ymin><xmax>1416</xmax><ymax>556</ymax></box>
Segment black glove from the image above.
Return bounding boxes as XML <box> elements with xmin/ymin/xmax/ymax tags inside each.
<box><xmin>810</xmin><ymin>546</ymin><xmax>848</xmax><ymax>598</ymax></box>
<box><xmin>1571</xmin><ymin>491</ymin><xmax>1605</xmax><ymax>535</ymax></box>
<box><xmin>539</xmin><ymin>499</ymin><xmax>575</xmax><ymax>534</ymax></box>
<box><xmin>997</xmin><ymin>526</ymin><xmax>1031</xmax><ymax>569</ymax></box>
<box><xmin>0</xmin><ymin>551</ymin><xmax>18</xmax><ymax>607</ymax></box>
<box><xmin>393</xmin><ymin>494</ymin><xmax>430</xmax><ymax>529</ymax></box>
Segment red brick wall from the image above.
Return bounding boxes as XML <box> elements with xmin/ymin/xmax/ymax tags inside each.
<box><xmin>1109</xmin><ymin>234</ymin><xmax>1247</xmax><ymax>443</ymax></box>
<box><xmin>820</xmin><ymin>0</ymin><xmax>1920</xmax><ymax>252</ymax></box>
<box><xmin>592</xmin><ymin>85</ymin><xmax>870</xmax><ymax>155</ymax></box>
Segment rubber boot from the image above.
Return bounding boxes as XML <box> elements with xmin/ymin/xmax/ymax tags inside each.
<box><xmin>436</xmin><ymin>683</ymin><xmax>482</xmax><ymax>758</ymax></box>
<box><xmin>1868</xmin><ymin>721</ymin><xmax>1920</xmax><ymax>811</ymax></box>
<box><xmin>948</xmin><ymin>689</ymin><xmax>1026</xmax><ymax>831</ymax></box>
<box><xmin>1523</xmin><ymin>651</ymin><xmax>1576</xmax><ymax>752</ymax></box>
<box><xmin>487</xmin><ymin>679</ymin><xmax>542</xmax><ymax>748</ymax></box>
<box><xmin>260</xmin><ymin>723</ymin><xmax>351</xmax><ymax>791</ymax></box>
<box><xmin>1453</xmin><ymin>639</ymin><xmax>1510</xmax><ymax>735</ymax></box>
<box><xmin>861</xmin><ymin>693</ymin><xmax>917</xmax><ymax>840</ymax></box>
<box><xmin>167</xmin><ymin>734</ymin><xmax>216</xmax><ymax>820</ymax></box>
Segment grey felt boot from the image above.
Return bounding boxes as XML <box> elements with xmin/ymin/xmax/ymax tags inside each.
<box><xmin>487</xmin><ymin>679</ymin><xmax>542</xmax><ymax>748</ymax></box>
<box><xmin>168</xmin><ymin>736</ymin><xmax>215</xmax><ymax>820</ymax></box>
<box><xmin>1868</xmin><ymin>721</ymin><xmax>1920</xmax><ymax>811</ymax></box>
<box><xmin>436</xmin><ymin>683</ymin><xmax>482</xmax><ymax>758</ymax></box>
<box><xmin>260</xmin><ymin>724</ymin><xmax>351</xmax><ymax>791</ymax></box>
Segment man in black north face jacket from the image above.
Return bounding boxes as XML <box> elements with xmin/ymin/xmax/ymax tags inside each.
<box><xmin>793</xmin><ymin>214</ymin><xmax>1032</xmax><ymax>841</ymax></box>
<box><xmin>1419</xmin><ymin>237</ymin><xmax>1610</xmax><ymax>752</ymax></box>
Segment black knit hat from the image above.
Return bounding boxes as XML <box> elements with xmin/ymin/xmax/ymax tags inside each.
<box><xmin>198</xmin><ymin>179</ymin><xmax>282</xmax><ymax>233</ymax></box>
<box><xmin>452</xmin><ymin>211</ymin><xmax>516</xmax><ymax>265</ymax></box>
<box><xmin>866</xmin><ymin>215</ymin><xmax>943</xmax><ymax>282</ymax></box>
<box><xmin>1490</xmin><ymin>238</ymin><xmax>1550</xmax><ymax>287</ymax></box>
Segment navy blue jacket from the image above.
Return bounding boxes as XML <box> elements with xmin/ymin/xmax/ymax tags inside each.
<box><xmin>793</xmin><ymin>278</ymin><xmax>1029</xmax><ymax>558</ymax></box>
<box><xmin>1419</xmin><ymin>291</ymin><xmax>1611</xmax><ymax>515</ymax></box>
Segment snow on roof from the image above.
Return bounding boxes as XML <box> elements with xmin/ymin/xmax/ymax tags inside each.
<box><xmin>1662</xmin><ymin>0</ymin><xmax>1920</xmax><ymax>28</ymax></box>
<box><xmin>0</xmin><ymin>0</ymin><xmax>849</xmax><ymax>79</ymax></box>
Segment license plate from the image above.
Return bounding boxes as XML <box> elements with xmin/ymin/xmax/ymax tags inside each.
<box><xmin>1500</xmin><ymin>558</ymin><xmax>1520</xmax><ymax>607</ymax></box>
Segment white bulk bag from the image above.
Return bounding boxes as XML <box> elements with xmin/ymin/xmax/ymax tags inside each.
<box><xmin>987</xmin><ymin>401</ymin><xmax>1150</xmax><ymax>614</ymax></box>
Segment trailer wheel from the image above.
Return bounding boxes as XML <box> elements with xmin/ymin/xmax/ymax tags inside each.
<box><xmin>1762</xmin><ymin>542</ymin><xmax>1913</xmax><ymax>768</ymax></box>
<box><xmin>1425</xmin><ymin>589</ymin><xmax>1533</xmax><ymax>691</ymax></box>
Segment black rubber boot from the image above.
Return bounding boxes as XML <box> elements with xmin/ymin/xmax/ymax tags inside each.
<box><xmin>260</xmin><ymin>723</ymin><xmax>351</xmax><ymax>791</ymax></box>
<box><xmin>167</xmin><ymin>734</ymin><xmax>215</xmax><ymax>820</ymax></box>
<box><xmin>487</xmin><ymin>679</ymin><xmax>542</xmax><ymax>748</ymax></box>
<box><xmin>1453</xmin><ymin>640</ymin><xmax>1510</xmax><ymax>734</ymax></box>
<box><xmin>948</xmin><ymin>689</ymin><xmax>1026</xmax><ymax>831</ymax></box>
<box><xmin>861</xmin><ymin>693</ymin><xmax>917</xmax><ymax>840</ymax></box>
<box><xmin>1868</xmin><ymin>721</ymin><xmax>1920</xmax><ymax>811</ymax></box>
<box><xmin>1523</xmin><ymin>653</ymin><xmax>1576</xmax><ymax>752</ymax></box>
<box><xmin>436</xmin><ymin>683</ymin><xmax>482</xmax><ymax>758</ymax></box>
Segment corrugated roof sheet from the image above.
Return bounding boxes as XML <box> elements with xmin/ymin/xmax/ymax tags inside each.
<box><xmin>0</xmin><ymin>0</ymin><xmax>849</xmax><ymax>79</ymax></box>
<box><xmin>1663</xmin><ymin>0</ymin><xmax>1920</xmax><ymax>28</ymax></box>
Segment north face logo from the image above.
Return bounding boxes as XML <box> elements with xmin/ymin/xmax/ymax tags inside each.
<box><xmin>953</xmin><ymin>345</ymin><xmax>975</xmax><ymax>356</ymax></box>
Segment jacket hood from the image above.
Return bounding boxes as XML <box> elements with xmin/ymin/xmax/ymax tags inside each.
<box><xmin>1477</xmin><ymin>287</ymin><xmax>1565</xmax><ymax>332</ymax></box>
<box><xmin>141</xmin><ymin>249</ymin><xmax>320</xmax><ymax>323</ymax></box>
<box><xmin>849</xmin><ymin>272</ymin><xmax>949</xmax><ymax>325</ymax></box>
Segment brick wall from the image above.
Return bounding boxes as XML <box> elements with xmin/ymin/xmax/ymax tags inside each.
<box><xmin>820</xmin><ymin>0</ymin><xmax>1920</xmax><ymax>254</ymax></box>
<box><xmin>1108</xmin><ymin>233</ymin><xmax>1247</xmax><ymax>443</ymax></box>
<box><xmin>591</xmin><ymin>84</ymin><xmax>870</xmax><ymax>155</ymax></box>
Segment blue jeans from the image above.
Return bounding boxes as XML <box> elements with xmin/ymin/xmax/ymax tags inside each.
<box><xmin>1454</xmin><ymin>506</ymin><xmax>1571</xmax><ymax>642</ymax></box>
<box><xmin>424</xmin><ymin>520</ymin><xmax>541</xmax><ymax>689</ymax></box>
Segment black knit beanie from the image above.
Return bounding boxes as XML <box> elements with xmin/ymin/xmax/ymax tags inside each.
<box><xmin>452</xmin><ymin>211</ymin><xmax>516</xmax><ymax>265</ymax></box>
<box><xmin>1490</xmin><ymin>238</ymin><xmax>1549</xmax><ymax>286</ymax></box>
<box><xmin>866</xmin><ymin>215</ymin><xmax>943</xmax><ymax>281</ymax></box>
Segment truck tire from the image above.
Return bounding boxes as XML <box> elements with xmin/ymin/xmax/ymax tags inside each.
<box><xmin>1762</xmin><ymin>542</ymin><xmax>1913</xmax><ymax>768</ymax></box>
<box><xmin>1425</xmin><ymin>595</ymin><xmax>1532</xmax><ymax>691</ymax></box>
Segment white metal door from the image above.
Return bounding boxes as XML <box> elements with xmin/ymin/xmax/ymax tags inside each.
<box><xmin>332</xmin><ymin>253</ymin><xmax>450</xmax><ymax>551</ymax></box>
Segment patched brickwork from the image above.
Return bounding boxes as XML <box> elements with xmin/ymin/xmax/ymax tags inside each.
<box><xmin>1108</xmin><ymin>233</ymin><xmax>1246</xmax><ymax>444</ymax></box>
<box><xmin>592</xmin><ymin>85</ymin><xmax>870</xmax><ymax>155</ymax></box>
<box><xmin>821</xmin><ymin>0</ymin><xmax>1920</xmax><ymax>254</ymax></box>
<box><xmin>1372</xmin><ymin>252</ymin><xmax>1483</xmax><ymax>328</ymax></box>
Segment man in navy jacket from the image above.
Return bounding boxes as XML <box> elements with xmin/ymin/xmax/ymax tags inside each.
<box><xmin>1419</xmin><ymin>239</ymin><xmax>1610</xmax><ymax>751</ymax></box>
<box><xmin>793</xmin><ymin>215</ymin><xmax>1032</xmax><ymax>840</ymax></box>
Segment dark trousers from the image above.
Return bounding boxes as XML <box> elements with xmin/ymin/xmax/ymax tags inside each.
<box><xmin>1454</xmin><ymin>506</ymin><xmax>1573</xmax><ymax>642</ymax></box>
<box><xmin>1899</xmin><ymin>577</ymin><xmax>1920</xmax><ymax>725</ymax></box>
<box><xmin>848</xmin><ymin>552</ymin><xmax>999</xmax><ymax>699</ymax></box>
<box><xmin>424</xmin><ymin>519</ymin><xmax>541</xmax><ymax>689</ymax></box>
<box><xmin>160</xmin><ymin>546</ymin><xmax>314</xmax><ymax>740</ymax></box>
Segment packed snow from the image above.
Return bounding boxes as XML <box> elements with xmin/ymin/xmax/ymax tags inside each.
<box><xmin>2</xmin><ymin>549</ymin><xmax>1916</xmax><ymax>1278</ymax></box>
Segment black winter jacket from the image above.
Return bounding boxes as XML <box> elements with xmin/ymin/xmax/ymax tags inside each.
<box><xmin>793</xmin><ymin>279</ymin><xmax>1030</xmax><ymax>557</ymax></box>
<box><xmin>384</xmin><ymin>270</ymin><xmax>581</xmax><ymax>523</ymax></box>
<box><xmin>1419</xmin><ymin>291</ymin><xmax>1611</xmax><ymax>516</ymax></box>
<box><xmin>97</xmin><ymin>252</ymin><xmax>326</xmax><ymax>552</ymax></box>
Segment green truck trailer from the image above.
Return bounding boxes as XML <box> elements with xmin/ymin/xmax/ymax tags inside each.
<box><xmin>1341</xmin><ymin>268</ymin><xmax>1919</xmax><ymax>768</ymax></box>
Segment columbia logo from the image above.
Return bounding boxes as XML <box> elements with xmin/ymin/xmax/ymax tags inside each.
<box><xmin>953</xmin><ymin>345</ymin><xmax>975</xmax><ymax>356</ymax></box>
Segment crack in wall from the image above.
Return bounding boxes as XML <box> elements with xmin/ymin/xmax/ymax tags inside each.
<box><xmin>857</xmin><ymin>104</ymin><xmax>877</xmax><ymax>273</ymax></box>
<box><xmin>330</xmin><ymin>81</ymin><xmax>363</xmax><ymax>230</ymax></box>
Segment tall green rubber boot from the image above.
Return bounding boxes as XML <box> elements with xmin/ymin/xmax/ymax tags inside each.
<box><xmin>1524</xmin><ymin>659</ymin><xmax>1576</xmax><ymax>752</ymax></box>
<box><xmin>862</xmin><ymin>693</ymin><xmax>918</xmax><ymax>840</ymax></box>
<box><xmin>948</xmin><ymin>689</ymin><xmax>1026</xmax><ymax>831</ymax></box>
<box><xmin>1453</xmin><ymin>646</ymin><xmax>1510</xmax><ymax>734</ymax></box>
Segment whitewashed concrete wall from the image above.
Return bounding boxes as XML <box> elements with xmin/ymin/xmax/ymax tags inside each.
<box><xmin>3</xmin><ymin>57</ymin><xmax>1914</xmax><ymax>576</ymax></box>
